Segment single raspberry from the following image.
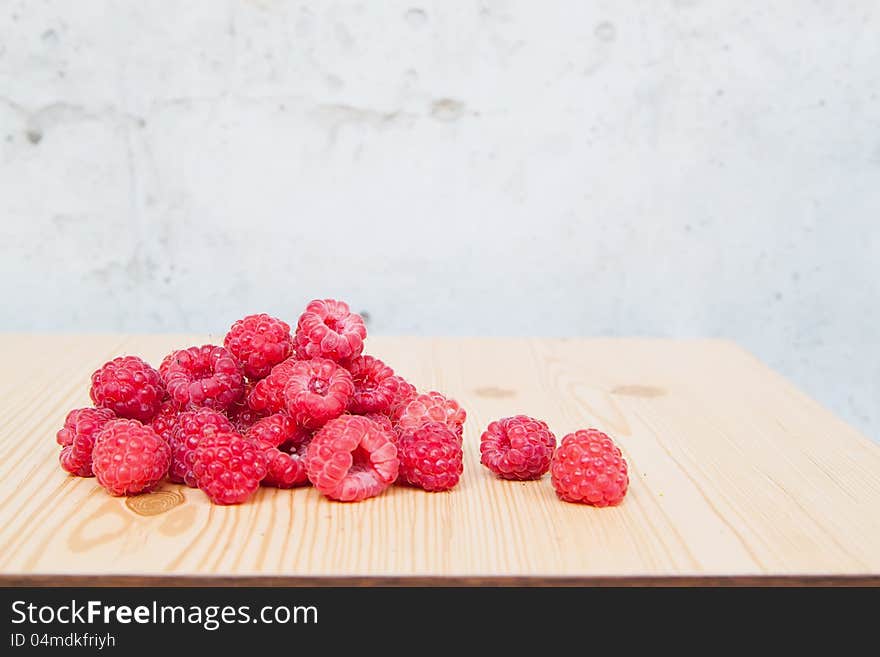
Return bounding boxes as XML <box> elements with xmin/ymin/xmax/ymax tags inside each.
<box><xmin>89</xmin><ymin>355</ymin><xmax>164</xmax><ymax>422</ymax></box>
<box><xmin>346</xmin><ymin>355</ymin><xmax>396</xmax><ymax>414</ymax></box>
<box><xmin>224</xmin><ymin>313</ymin><xmax>293</xmax><ymax>380</ymax></box>
<box><xmin>257</xmin><ymin>436</ymin><xmax>311</xmax><ymax>489</ymax></box>
<box><xmin>386</xmin><ymin>375</ymin><xmax>417</xmax><ymax>415</ymax></box>
<box><xmin>307</xmin><ymin>415</ymin><xmax>398</xmax><ymax>502</ymax></box>
<box><xmin>169</xmin><ymin>408</ymin><xmax>234</xmax><ymax>486</ymax></box>
<box><xmin>480</xmin><ymin>415</ymin><xmax>556</xmax><ymax>480</ymax></box>
<box><xmin>159</xmin><ymin>345</ymin><xmax>244</xmax><ymax>411</ymax></box>
<box><xmin>247</xmin><ymin>357</ymin><xmax>300</xmax><ymax>414</ymax></box>
<box><xmin>56</xmin><ymin>407</ymin><xmax>116</xmax><ymax>477</ymax></box>
<box><xmin>550</xmin><ymin>429</ymin><xmax>629</xmax><ymax>507</ymax></box>
<box><xmin>244</xmin><ymin>413</ymin><xmax>299</xmax><ymax>448</ymax></box>
<box><xmin>398</xmin><ymin>422</ymin><xmax>463</xmax><ymax>492</ymax></box>
<box><xmin>92</xmin><ymin>419</ymin><xmax>171</xmax><ymax>496</ymax></box>
<box><xmin>293</xmin><ymin>299</ymin><xmax>366</xmax><ymax>362</ymax></box>
<box><xmin>192</xmin><ymin>431</ymin><xmax>268</xmax><ymax>504</ymax></box>
<box><xmin>394</xmin><ymin>391</ymin><xmax>466</xmax><ymax>438</ymax></box>
<box><xmin>149</xmin><ymin>399</ymin><xmax>179</xmax><ymax>443</ymax></box>
<box><xmin>282</xmin><ymin>358</ymin><xmax>354</xmax><ymax>429</ymax></box>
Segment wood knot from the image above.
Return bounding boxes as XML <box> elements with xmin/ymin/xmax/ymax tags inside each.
<box><xmin>611</xmin><ymin>384</ymin><xmax>666</xmax><ymax>398</ymax></box>
<box><xmin>474</xmin><ymin>386</ymin><xmax>517</xmax><ymax>399</ymax></box>
<box><xmin>125</xmin><ymin>489</ymin><xmax>185</xmax><ymax>516</ymax></box>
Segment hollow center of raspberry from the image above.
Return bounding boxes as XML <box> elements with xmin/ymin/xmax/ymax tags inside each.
<box><xmin>309</xmin><ymin>377</ymin><xmax>329</xmax><ymax>396</ymax></box>
<box><xmin>323</xmin><ymin>317</ymin><xmax>343</xmax><ymax>332</ymax></box>
<box><xmin>351</xmin><ymin>445</ymin><xmax>371</xmax><ymax>469</ymax></box>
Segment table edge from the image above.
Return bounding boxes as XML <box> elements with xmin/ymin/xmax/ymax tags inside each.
<box><xmin>1</xmin><ymin>574</ymin><xmax>878</xmax><ymax>587</ymax></box>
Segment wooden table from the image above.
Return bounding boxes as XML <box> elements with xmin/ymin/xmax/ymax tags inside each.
<box><xmin>1</xmin><ymin>335</ymin><xmax>878</xmax><ymax>586</ymax></box>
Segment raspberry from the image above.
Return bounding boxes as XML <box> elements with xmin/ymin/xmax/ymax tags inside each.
<box><xmin>92</xmin><ymin>419</ymin><xmax>171</xmax><ymax>496</ymax></box>
<box><xmin>149</xmin><ymin>399</ymin><xmax>179</xmax><ymax>443</ymax></box>
<box><xmin>56</xmin><ymin>407</ymin><xmax>116</xmax><ymax>477</ymax></box>
<box><xmin>480</xmin><ymin>415</ymin><xmax>556</xmax><ymax>480</ymax></box>
<box><xmin>226</xmin><ymin>381</ymin><xmax>269</xmax><ymax>431</ymax></box>
<box><xmin>398</xmin><ymin>422</ymin><xmax>463</xmax><ymax>492</ymax></box>
<box><xmin>362</xmin><ymin>412</ymin><xmax>394</xmax><ymax>436</ymax></box>
<box><xmin>257</xmin><ymin>434</ymin><xmax>311</xmax><ymax>489</ymax></box>
<box><xmin>293</xmin><ymin>299</ymin><xmax>366</xmax><ymax>362</ymax></box>
<box><xmin>307</xmin><ymin>415</ymin><xmax>398</xmax><ymax>502</ymax></box>
<box><xmin>346</xmin><ymin>355</ymin><xmax>396</xmax><ymax>414</ymax></box>
<box><xmin>169</xmin><ymin>408</ymin><xmax>234</xmax><ymax>486</ymax></box>
<box><xmin>394</xmin><ymin>391</ymin><xmax>466</xmax><ymax>438</ymax></box>
<box><xmin>550</xmin><ymin>429</ymin><xmax>629</xmax><ymax>506</ymax></box>
<box><xmin>224</xmin><ymin>313</ymin><xmax>293</xmax><ymax>380</ymax></box>
<box><xmin>247</xmin><ymin>357</ymin><xmax>300</xmax><ymax>414</ymax></box>
<box><xmin>192</xmin><ymin>431</ymin><xmax>268</xmax><ymax>505</ymax></box>
<box><xmin>244</xmin><ymin>413</ymin><xmax>299</xmax><ymax>448</ymax></box>
<box><xmin>282</xmin><ymin>358</ymin><xmax>354</xmax><ymax>429</ymax></box>
<box><xmin>159</xmin><ymin>345</ymin><xmax>244</xmax><ymax>411</ymax></box>
<box><xmin>89</xmin><ymin>356</ymin><xmax>164</xmax><ymax>422</ymax></box>
<box><xmin>386</xmin><ymin>375</ymin><xmax>417</xmax><ymax>415</ymax></box>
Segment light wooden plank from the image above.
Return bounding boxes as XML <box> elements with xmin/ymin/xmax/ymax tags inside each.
<box><xmin>0</xmin><ymin>335</ymin><xmax>878</xmax><ymax>582</ymax></box>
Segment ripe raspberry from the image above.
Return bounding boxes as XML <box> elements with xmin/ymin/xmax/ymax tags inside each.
<box><xmin>244</xmin><ymin>413</ymin><xmax>299</xmax><ymax>448</ymax></box>
<box><xmin>307</xmin><ymin>415</ymin><xmax>398</xmax><ymax>502</ymax></box>
<box><xmin>92</xmin><ymin>419</ymin><xmax>171</xmax><ymax>496</ymax></box>
<box><xmin>550</xmin><ymin>429</ymin><xmax>629</xmax><ymax>507</ymax></box>
<box><xmin>282</xmin><ymin>358</ymin><xmax>354</xmax><ymax>429</ymax></box>
<box><xmin>346</xmin><ymin>355</ymin><xmax>396</xmax><ymax>414</ymax></box>
<box><xmin>56</xmin><ymin>407</ymin><xmax>116</xmax><ymax>477</ymax></box>
<box><xmin>246</xmin><ymin>357</ymin><xmax>300</xmax><ymax>414</ymax></box>
<box><xmin>224</xmin><ymin>313</ymin><xmax>293</xmax><ymax>380</ymax></box>
<box><xmin>149</xmin><ymin>399</ymin><xmax>179</xmax><ymax>443</ymax></box>
<box><xmin>89</xmin><ymin>356</ymin><xmax>164</xmax><ymax>422</ymax></box>
<box><xmin>480</xmin><ymin>415</ymin><xmax>556</xmax><ymax>480</ymax></box>
<box><xmin>256</xmin><ymin>434</ymin><xmax>311</xmax><ymax>489</ymax></box>
<box><xmin>159</xmin><ymin>345</ymin><xmax>244</xmax><ymax>411</ymax></box>
<box><xmin>293</xmin><ymin>299</ymin><xmax>366</xmax><ymax>362</ymax></box>
<box><xmin>386</xmin><ymin>375</ymin><xmax>417</xmax><ymax>415</ymax></box>
<box><xmin>394</xmin><ymin>391</ymin><xmax>466</xmax><ymax>438</ymax></box>
<box><xmin>192</xmin><ymin>431</ymin><xmax>268</xmax><ymax>504</ymax></box>
<box><xmin>226</xmin><ymin>381</ymin><xmax>269</xmax><ymax>431</ymax></box>
<box><xmin>398</xmin><ymin>422</ymin><xmax>463</xmax><ymax>492</ymax></box>
<box><xmin>169</xmin><ymin>408</ymin><xmax>234</xmax><ymax>486</ymax></box>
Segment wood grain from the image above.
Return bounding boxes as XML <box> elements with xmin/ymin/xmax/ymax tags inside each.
<box><xmin>1</xmin><ymin>335</ymin><xmax>879</xmax><ymax>585</ymax></box>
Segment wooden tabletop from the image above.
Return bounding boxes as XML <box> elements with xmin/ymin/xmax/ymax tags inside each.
<box><xmin>1</xmin><ymin>335</ymin><xmax>878</xmax><ymax>586</ymax></box>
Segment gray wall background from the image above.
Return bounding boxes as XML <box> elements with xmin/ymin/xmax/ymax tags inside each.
<box><xmin>1</xmin><ymin>1</ymin><xmax>878</xmax><ymax>440</ymax></box>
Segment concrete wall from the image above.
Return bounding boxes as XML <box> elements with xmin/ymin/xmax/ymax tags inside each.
<box><xmin>1</xmin><ymin>1</ymin><xmax>878</xmax><ymax>439</ymax></box>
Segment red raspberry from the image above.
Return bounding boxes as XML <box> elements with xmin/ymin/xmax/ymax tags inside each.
<box><xmin>293</xmin><ymin>299</ymin><xmax>366</xmax><ymax>362</ymax></box>
<box><xmin>386</xmin><ymin>375</ymin><xmax>417</xmax><ymax>414</ymax></box>
<box><xmin>244</xmin><ymin>413</ymin><xmax>299</xmax><ymax>448</ymax></box>
<box><xmin>255</xmin><ymin>428</ymin><xmax>312</xmax><ymax>489</ymax></box>
<box><xmin>92</xmin><ymin>419</ymin><xmax>171</xmax><ymax>496</ymax></box>
<box><xmin>550</xmin><ymin>429</ymin><xmax>628</xmax><ymax>507</ymax></box>
<box><xmin>149</xmin><ymin>399</ymin><xmax>179</xmax><ymax>443</ymax></box>
<box><xmin>398</xmin><ymin>422</ymin><xmax>463</xmax><ymax>492</ymax></box>
<box><xmin>282</xmin><ymin>358</ymin><xmax>354</xmax><ymax>429</ymax></box>
<box><xmin>307</xmin><ymin>415</ymin><xmax>398</xmax><ymax>502</ymax></box>
<box><xmin>159</xmin><ymin>345</ymin><xmax>244</xmax><ymax>411</ymax></box>
<box><xmin>480</xmin><ymin>415</ymin><xmax>556</xmax><ymax>480</ymax></box>
<box><xmin>89</xmin><ymin>356</ymin><xmax>164</xmax><ymax>422</ymax></box>
<box><xmin>192</xmin><ymin>431</ymin><xmax>268</xmax><ymax>504</ymax></box>
<box><xmin>246</xmin><ymin>357</ymin><xmax>300</xmax><ymax>414</ymax></box>
<box><xmin>169</xmin><ymin>408</ymin><xmax>234</xmax><ymax>486</ymax></box>
<box><xmin>56</xmin><ymin>407</ymin><xmax>116</xmax><ymax>477</ymax></box>
<box><xmin>224</xmin><ymin>313</ymin><xmax>293</xmax><ymax>380</ymax></box>
<box><xmin>346</xmin><ymin>355</ymin><xmax>396</xmax><ymax>414</ymax></box>
<box><xmin>394</xmin><ymin>391</ymin><xmax>466</xmax><ymax>438</ymax></box>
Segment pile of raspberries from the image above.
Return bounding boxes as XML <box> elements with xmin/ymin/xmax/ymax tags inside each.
<box><xmin>56</xmin><ymin>299</ymin><xmax>628</xmax><ymax>507</ymax></box>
